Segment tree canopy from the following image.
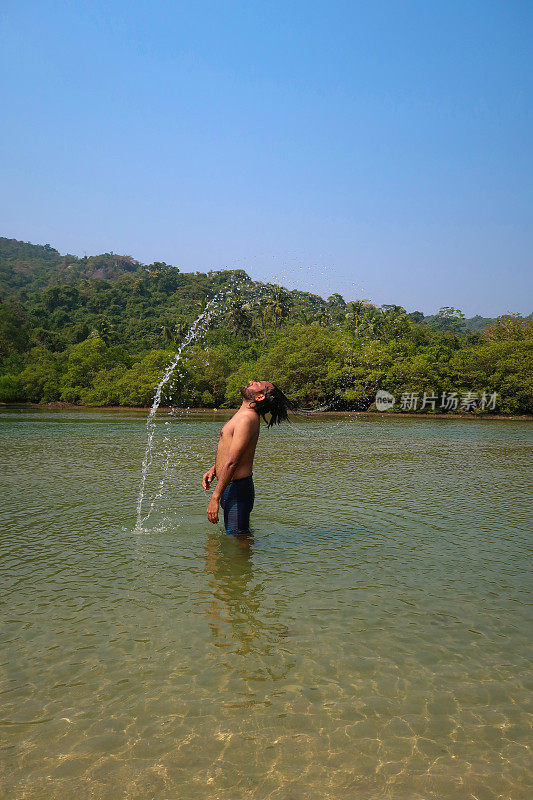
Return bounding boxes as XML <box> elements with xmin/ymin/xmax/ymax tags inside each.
<box><xmin>0</xmin><ymin>237</ymin><xmax>531</xmax><ymax>414</ymax></box>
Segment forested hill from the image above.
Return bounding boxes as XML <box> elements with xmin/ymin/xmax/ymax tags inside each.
<box><xmin>0</xmin><ymin>237</ymin><xmax>531</xmax><ymax>413</ymax></box>
<box><xmin>0</xmin><ymin>236</ymin><xmax>501</xmax><ymax>330</ymax></box>
<box><xmin>0</xmin><ymin>237</ymin><xmax>144</xmax><ymax>295</ymax></box>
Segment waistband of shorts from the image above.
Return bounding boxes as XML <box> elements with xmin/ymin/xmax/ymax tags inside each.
<box><xmin>230</xmin><ymin>473</ymin><xmax>253</xmax><ymax>483</ymax></box>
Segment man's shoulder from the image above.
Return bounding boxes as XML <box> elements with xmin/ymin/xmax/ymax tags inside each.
<box><xmin>236</xmin><ymin>410</ymin><xmax>260</xmax><ymax>431</ymax></box>
<box><xmin>224</xmin><ymin>410</ymin><xmax>258</xmax><ymax>433</ymax></box>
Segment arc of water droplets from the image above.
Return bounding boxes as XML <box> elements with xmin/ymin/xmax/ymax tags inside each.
<box><xmin>136</xmin><ymin>287</ymin><xmax>233</xmax><ymax>531</ymax></box>
<box><xmin>135</xmin><ymin>279</ymin><xmax>272</xmax><ymax>531</ymax></box>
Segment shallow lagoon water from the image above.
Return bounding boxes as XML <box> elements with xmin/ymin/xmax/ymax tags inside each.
<box><xmin>1</xmin><ymin>408</ymin><xmax>532</xmax><ymax>799</ymax></box>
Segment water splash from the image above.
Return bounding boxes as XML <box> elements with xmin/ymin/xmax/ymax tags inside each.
<box><xmin>135</xmin><ymin>287</ymin><xmax>236</xmax><ymax>531</ymax></box>
<box><xmin>135</xmin><ymin>279</ymin><xmax>273</xmax><ymax>532</ymax></box>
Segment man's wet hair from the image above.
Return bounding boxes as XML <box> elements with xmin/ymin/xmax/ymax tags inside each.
<box><xmin>251</xmin><ymin>384</ymin><xmax>295</xmax><ymax>427</ymax></box>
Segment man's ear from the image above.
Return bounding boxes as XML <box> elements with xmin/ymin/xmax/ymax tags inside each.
<box><xmin>255</xmin><ymin>392</ymin><xmax>265</xmax><ymax>402</ymax></box>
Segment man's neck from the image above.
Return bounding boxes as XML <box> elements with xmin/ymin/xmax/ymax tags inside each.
<box><xmin>239</xmin><ymin>400</ymin><xmax>258</xmax><ymax>414</ymax></box>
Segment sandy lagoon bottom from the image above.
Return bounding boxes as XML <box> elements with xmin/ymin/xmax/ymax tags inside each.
<box><xmin>1</xmin><ymin>408</ymin><xmax>532</xmax><ymax>799</ymax></box>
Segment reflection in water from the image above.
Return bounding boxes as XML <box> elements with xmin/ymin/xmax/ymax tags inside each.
<box><xmin>204</xmin><ymin>533</ymin><xmax>258</xmax><ymax>651</ymax></box>
<box><xmin>203</xmin><ymin>533</ymin><xmax>293</xmax><ymax>685</ymax></box>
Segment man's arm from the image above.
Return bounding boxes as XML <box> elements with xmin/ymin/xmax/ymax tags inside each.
<box><xmin>206</xmin><ymin>417</ymin><xmax>255</xmax><ymax>524</ymax></box>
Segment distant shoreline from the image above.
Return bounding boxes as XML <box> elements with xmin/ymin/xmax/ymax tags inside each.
<box><xmin>1</xmin><ymin>402</ymin><xmax>531</xmax><ymax>421</ymax></box>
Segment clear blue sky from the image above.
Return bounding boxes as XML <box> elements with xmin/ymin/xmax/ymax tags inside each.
<box><xmin>1</xmin><ymin>1</ymin><xmax>531</xmax><ymax>315</ymax></box>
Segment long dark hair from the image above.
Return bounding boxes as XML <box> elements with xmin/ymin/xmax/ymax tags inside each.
<box><xmin>251</xmin><ymin>384</ymin><xmax>295</xmax><ymax>427</ymax></box>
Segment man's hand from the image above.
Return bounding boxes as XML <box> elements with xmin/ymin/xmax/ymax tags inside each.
<box><xmin>202</xmin><ymin>466</ymin><xmax>216</xmax><ymax>490</ymax></box>
<box><xmin>207</xmin><ymin>495</ymin><xmax>219</xmax><ymax>524</ymax></box>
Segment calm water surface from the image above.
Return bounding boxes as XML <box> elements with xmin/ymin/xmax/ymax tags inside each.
<box><xmin>1</xmin><ymin>408</ymin><xmax>532</xmax><ymax>799</ymax></box>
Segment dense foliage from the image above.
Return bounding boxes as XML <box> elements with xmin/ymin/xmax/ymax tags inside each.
<box><xmin>0</xmin><ymin>238</ymin><xmax>531</xmax><ymax>413</ymax></box>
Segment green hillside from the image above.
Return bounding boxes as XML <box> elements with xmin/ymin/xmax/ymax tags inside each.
<box><xmin>0</xmin><ymin>237</ymin><xmax>144</xmax><ymax>296</ymax></box>
<box><xmin>0</xmin><ymin>237</ymin><xmax>531</xmax><ymax>413</ymax></box>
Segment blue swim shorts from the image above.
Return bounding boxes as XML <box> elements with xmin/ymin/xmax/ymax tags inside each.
<box><xmin>219</xmin><ymin>474</ymin><xmax>255</xmax><ymax>535</ymax></box>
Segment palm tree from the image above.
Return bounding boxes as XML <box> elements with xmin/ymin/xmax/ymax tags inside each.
<box><xmin>358</xmin><ymin>307</ymin><xmax>382</xmax><ymax>339</ymax></box>
<box><xmin>315</xmin><ymin>307</ymin><xmax>331</xmax><ymax>327</ymax></box>
<box><xmin>173</xmin><ymin>319</ymin><xmax>188</xmax><ymax>343</ymax></box>
<box><xmin>265</xmin><ymin>287</ymin><xmax>293</xmax><ymax>330</ymax></box>
<box><xmin>258</xmin><ymin>304</ymin><xmax>271</xmax><ymax>342</ymax></box>
<box><xmin>161</xmin><ymin>323</ymin><xmax>173</xmax><ymax>346</ymax></box>
<box><xmin>345</xmin><ymin>300</ymin><xmax>365</xmax><ymax>335</ymax></box>
<box><xmin>227</xmin><ymin>300</ymin><xmax>252</xmax><ymax>336</ymax></box>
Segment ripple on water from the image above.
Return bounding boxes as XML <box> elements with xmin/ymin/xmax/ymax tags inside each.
<box><xmin>0</xmin><ymin>410</ymin><xmax>532</xmax><ymax>799</ymax></box>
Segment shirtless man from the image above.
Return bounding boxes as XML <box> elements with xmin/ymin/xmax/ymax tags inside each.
<box><xmin>202</xmin><ymin>380</ymin><xmax>294</xmax><ymax>535</ymax></box>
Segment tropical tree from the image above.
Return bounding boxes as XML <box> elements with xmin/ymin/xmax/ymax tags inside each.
<box><xmin>224</xmin><ymin>324</ymin><xmax>349</xmax><ymax>407</ymax></box>
<box><xmin>160</xmin><ymin>322</ymin><xmax>174</xmax><ymax>346</ymax></box>
<box><xmin>484</xmin><ymin>313</ymin><xmax>532</xmax><ymax>342</ymax></box>
<box><xmin>429</xmin><ymin>307</ymin><xmax>466</xmax><ymax>333</ymax></box>
<box><xmin>264</xmin><ymin>287</ymin><xmax>293</xmax><ymax>330</ymax></box>
<box><xmin>344</xmin><ymin>300</ymin><xmax>365</xmax><ymax>335</ymax></box>
<box><xmin>226</xmin><ymin>300</ymin><xmax>253</xmax><ymax>336</ymax></box>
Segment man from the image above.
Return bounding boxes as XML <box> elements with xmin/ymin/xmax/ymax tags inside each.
<box><xmin>202</xmin><ymin>380</ymin><xmax>294</xmax><ymax>535</ymax></box>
